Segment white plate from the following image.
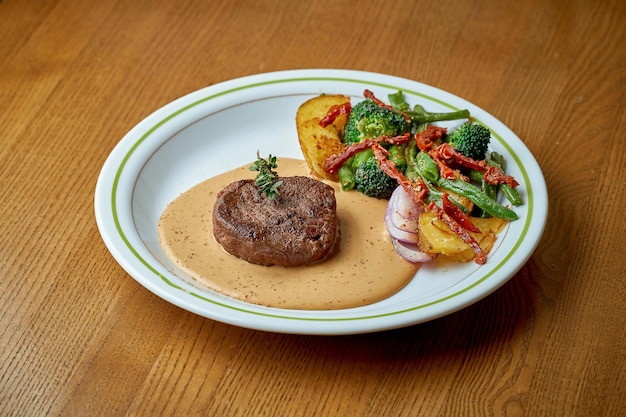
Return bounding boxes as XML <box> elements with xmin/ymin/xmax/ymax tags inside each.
<box><xmin>94</xmin><ymin>69</ymin><xmax>548</xmax><ymax>335</ymax></box>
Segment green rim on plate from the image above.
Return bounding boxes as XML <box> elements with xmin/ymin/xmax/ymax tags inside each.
<box><xmin>109</xmin><ymin>75</ymin><xmax>535</xmax><ymax>322</ymax></box>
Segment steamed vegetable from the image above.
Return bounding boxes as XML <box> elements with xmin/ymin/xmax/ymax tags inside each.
<box><xmin>295</xmin><ymin>89</ymin><xmax>523</xmax><ymax>265</ymax></box>
<box><xmin>353</xmin><ymin>155</ymin><xmax>398</xmax><ymax>199</ymax></box>
<box><xmin>342</xmin><ymin>99</ymin><xmax>410</xmax><ymax>145</ymax></box>
<box><xmin>384</xmin><ymin>187</ymin><xmax>436</xmax><ymax>263</ymax></box>
<box><xmin>447</xmin><ymin>121</ymin><xmax>491</xmax><ymax>160</ymax></box>
<box><xmin>388</xmin><ymin>90</ymin><xmax>471</xmax><ymax>130</ymax></box>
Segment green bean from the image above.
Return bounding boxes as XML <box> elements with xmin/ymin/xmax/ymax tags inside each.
<box><xmin>405</xmin><ymin>104</ymin><xmax>471</xmax><ymax>125</ymax></box>
<box><xmin>470</xmin><ymin>169</ymin><xmax>497</xmax><ymax>198</ymax></box>
<box><xmin>483</xmin><ymin>181</ymin><xmax>497</xmax><ymax>200</ymax></box>
<box><xmin>351</xmin><ymin>149</ymin><xmax>373</xmax><ymax>169</ymax></box>
<box><xmin>488</xmin><ymin>152</ymin><xmax>523</xmax><ymax>206</ymax></box>
<box><xmin>405</xmin><ymin>139</ymin><xmax>418</xmax><ymax>160</ymax></box>
<box><xmin>338</xmin><ymin>162</ymin><xmax>355</xmax><ymax>191</ymax></box>
<box><xmin>389</xmin><ymin>144</ymin><xmax>407</xmax><ymax>172</ymax></box>
<box><xmin>404</xmin><ymin>150</ymin><xmax>442</xmax><ymax>202</ymax></box>
<box><xmin>423</xmin><ymin>180</ymin><xmax>443</xmax><ymax>203</ymax></box>
<box><xmin>469</xmin><ymin>169</ymin><xmax>483</xmax><ymax>183</ymax></box>
<box><xmin>415</xmin><ymin>151</ymin><xmax>439</xmax><ymax>183</ymax></box>
<box><xmin>501</xmin><ymin>185</ymin><xmax>522</xmax><ymax>206</ymax></box>
<box><xmin>469</xmin><ymin>170</ymin><xmax>497</xmax><ymax>217</ymax></box>
<box><xmin>403</xmin><ymin>141</ymin><xmax>418</xmax><ymax>179</ymax></box>
<box><xmin>489</xmin><ymin>151</ymin><xmax>507</xmax><ymax>169</ymax></box>
<box><xmin>436</xmin><ymin>177</ymin><xmax>519</xmax><ymax>221</ymax></box>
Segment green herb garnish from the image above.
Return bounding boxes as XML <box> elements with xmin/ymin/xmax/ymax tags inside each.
<box><xmin>249</xmin><ymin>151</ymin><xmax>283</xmax><ymax>199</ymax></box>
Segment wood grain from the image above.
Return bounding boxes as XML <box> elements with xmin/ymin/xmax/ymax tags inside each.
<box><xmin>1</xmin><ymin>0</ymin><xmax>624</xmax><ymax>416</ymax></box>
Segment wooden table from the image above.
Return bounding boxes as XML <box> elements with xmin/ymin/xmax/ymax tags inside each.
<box><xmin>2</xmin><ymin>0</ymin><xmax>624</xmax><ymax>415</ymax></box>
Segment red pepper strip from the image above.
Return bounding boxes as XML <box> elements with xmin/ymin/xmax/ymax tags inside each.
<box><xmin>437</xmin><ymin>143</ymin><xmax>519</xmax><ymax>187</ymax></box>
<box><xmin>319</xmin><ymin>102</ymin><xmax>352</xmax><ymax>128</ymax></box>
<box><xmin>363</xmin><ymin>89</ymin><xmax>412</xmax><ymax>121</ymax></box>
<box><xmin>428</xmin><ymin>202</ymin><xmax>487</xmax><ymax>265</ymax></box>
<box><xmin>441</xmin><ymin>193</ymin><xmax>481</xmax><ymax>233</ymax></box>
<box><xmin>324</xmin><ymin>133</ymin><xmax>411</xmax><ymax>174</ymax></box>
<box><xmin>415</xmin><ymin>125</ymin><xmax>447</xmax><ymax>152</ymax></box>
<box><xmin>372</xmin><ymin>143</ymin><xmax>428</xmax><ymax>204</ymax></box>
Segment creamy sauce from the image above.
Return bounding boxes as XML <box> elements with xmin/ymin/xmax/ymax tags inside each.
<box><xmin>158</xmin><ymin>158</ymin><xmax>418</xmax><ymax>310</ymax></box>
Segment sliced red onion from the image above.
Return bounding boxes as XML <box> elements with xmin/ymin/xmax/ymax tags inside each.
<box><xmin>385</xmin><ymin>187</ymin><xmax>435</xmax><ymax>263</ymax></box>
<box><xmin>385</xmin><ymin>186</ymin><xmax>422</xmax><ymax>237</ymax></box>
<box><xmin>388</xmin><ymin>200</ymin><xmax>419</xmax><ymax>232</ymax></box>
<box><xmin>385</xmin><ymin>206</ymin><xmax>419</xmax><ymax>243</ymax></box>
<box><xmin>392</xmin><ymin>187</ymin><xmax>422</xmax><ymax>220</ymax></box>
<box><xmin>391</xmin><ymin>237</ymin><xmax>436</xmax><ymax>263</ymax></box>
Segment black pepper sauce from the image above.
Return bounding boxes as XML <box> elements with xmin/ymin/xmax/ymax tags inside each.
<box><xmin>158</xmin><ymin>158</ymin><xmax>418</xmax><ymax>310</ymax></box>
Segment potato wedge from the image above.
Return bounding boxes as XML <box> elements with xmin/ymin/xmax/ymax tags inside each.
<box><xmin>296</xmin><ymin>94</ymin><xmax>350</xmax><ymax>181</ymax></box>
<box><xmin>418</xmin><ymin>211</ymin><xmax>507</xmax><ymax>259</ymax></box>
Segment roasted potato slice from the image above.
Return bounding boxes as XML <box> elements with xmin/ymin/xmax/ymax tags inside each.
<box><xmin>296</xmin><ymin>94</ymin><xmax>350</xmax><ymax>181</ymax></box>
<box><xmin>418</xmin><ymin>211</ymin><xmax>507</xmax><ymax>259</ymax></box>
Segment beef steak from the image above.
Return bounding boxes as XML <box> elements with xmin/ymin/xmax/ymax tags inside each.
<box><xmin>212</xmin><ymin>176</ymin><xmax>340</xmax><ymax>267</ymax></box>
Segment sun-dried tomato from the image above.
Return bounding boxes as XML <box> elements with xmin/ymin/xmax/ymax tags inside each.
<box><xmin>319</xmin><ymin>102</ymin><xmax>352</xmax><ymax>128</ymax></box>
<box><xmin>441</xmin><ymin>193</ymin><xmax>481</xmax><ymax>233</ymax></box>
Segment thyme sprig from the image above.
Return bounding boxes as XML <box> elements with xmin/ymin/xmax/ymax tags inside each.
<box><xmin>249</xmin><ymin>151</ymin><xmax>283</xmax><ymax>199</ymax></box>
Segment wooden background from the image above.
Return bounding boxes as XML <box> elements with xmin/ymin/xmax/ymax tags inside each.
<box><xmin>1</xmin><ymin>0</ymin><xmax>624</xmax><ymax>415</ymax></box>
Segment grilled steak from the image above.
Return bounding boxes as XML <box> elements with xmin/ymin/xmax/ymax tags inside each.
<box><xmin>212</xmin><ymin>176</ymin><xmax>340</xmax><ymax>267</ymax></box>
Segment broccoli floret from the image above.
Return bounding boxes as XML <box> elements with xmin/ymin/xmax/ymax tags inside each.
<box><xmin>447</xmin><ymin>122</ymin><xmax>491</xmax><ymax>160</ymax></box>
<box><xmin>342</xmin><ymin>99</ymin><xmax>410</xmax><ymax>145</ymax></box>
<box><xmin>353</xmin><ymin>157</ymin><xmax>398</xmax><ymax>199</ymax></box>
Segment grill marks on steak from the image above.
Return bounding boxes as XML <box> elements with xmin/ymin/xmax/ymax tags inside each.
<box><xmin>212</xmin><ymin>176</ymin><xmax>340</xmax><ymax>267</ymax></box>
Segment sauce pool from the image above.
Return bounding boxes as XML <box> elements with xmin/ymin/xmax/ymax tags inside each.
<box><xmin>158</xmin><ymin>158</ymin><xmax>418</xmax><ymax>310</ymax></box>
